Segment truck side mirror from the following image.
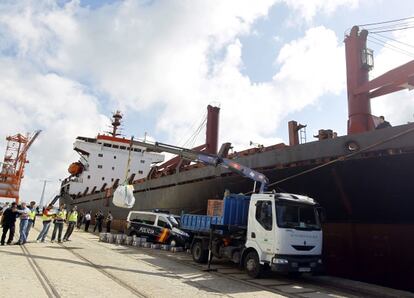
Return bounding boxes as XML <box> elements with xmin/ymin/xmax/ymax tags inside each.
<box><xmin>316</xmin><ymin>207</ymin><xmax>326</xmax><ymax>223</ymax></box>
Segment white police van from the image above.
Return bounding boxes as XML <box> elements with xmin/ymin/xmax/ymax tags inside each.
<box><xmin>126</xmin><ymin>210</ymin><xmax>189</xmax><ymax>247</ymax></box>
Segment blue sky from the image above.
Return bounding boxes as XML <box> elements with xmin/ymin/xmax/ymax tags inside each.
<box><xmin>1</xmin><ymin>0</ymin><xmax>414</xmax><ymax>202</ymax></box>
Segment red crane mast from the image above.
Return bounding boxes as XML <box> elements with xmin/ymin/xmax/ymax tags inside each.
<box><xmin>0</xmin><ymin>130</ymin><xmax>41</xmax><ymax>204</ymax></box>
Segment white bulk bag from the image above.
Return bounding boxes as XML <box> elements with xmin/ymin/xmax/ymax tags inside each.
<box><xmin>113</xmin><ymin>184</ymin><xmax>135</xmax><ymax>208</ymax></box>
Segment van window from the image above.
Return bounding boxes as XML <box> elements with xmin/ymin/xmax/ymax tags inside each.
<box><xmin>129</xmin><ymin>213</ymin><xmax>156</xmax><ymax>225</ymax></box>
<box><xmin>157</xmin><ymin>217</ymin><xmax>171</xmax><ymax>229</ymax></box>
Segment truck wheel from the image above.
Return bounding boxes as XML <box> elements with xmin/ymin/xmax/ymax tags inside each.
<box><xmin>192</xmin><ymin>241</ymin><xmax>208</xmax><ymax>263</ymax></box>
<box><xmin>244</xmin><ymin>251</ymin><xmax>262</xmax><ymax>278</ymax></box>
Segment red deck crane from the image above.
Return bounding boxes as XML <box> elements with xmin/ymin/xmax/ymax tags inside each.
<box><xmin>345</xmin><ymin>26</ymin><xmax>414</xmax><ymax>134</ymax></box>
<box><xmin>0</xmin><ymin>130</ymin><xmax>41</xmax><ymax>204</ymax></box>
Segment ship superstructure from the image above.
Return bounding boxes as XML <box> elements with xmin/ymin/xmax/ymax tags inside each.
<box><xmin>61</xmin><ymin>112</ymin><xmax>164</xmax><ymax>197</ymax></box>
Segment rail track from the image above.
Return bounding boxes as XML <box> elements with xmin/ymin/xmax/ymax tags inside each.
<box><xmin>20</xmin><ymin>244</ymin><xmax>61</xmax><ymax>298</ymax></box>
<box><xmin>15</xmin><ymin>226</ymin><xmax>412</xmax><ymax>298</ymax></box>
<box><xmin>87</xmin><ymin>236</ymin><xmax>366</xmax><ymax>298</ymax></box>
<box><xmin>59</xmin><ymin>242</ymin><xmax>148</xmax><ymax>298</ymax></box>
<box><xmin>17</xmin><ymin>226</ymin><xmax>148</xmax><ymax>298</ymax></box>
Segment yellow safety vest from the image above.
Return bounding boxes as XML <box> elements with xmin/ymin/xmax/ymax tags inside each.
<box><xmin>42</xmin><ymin>211</ymin><xmax>52</xmax><ymax>221</ymax></box>
<box><xmin>29</xmin><ymin>209</ymin><xmax>36</xmax><ymax>220</ymax></box>
<box><xmin>68</xmin><ymin>211</ymin><xmax>78</xmax><ymax>222</ymax></box>
<box><xmin>56</xmin><ymin>210</ymin><xmax>67</xmax><ymax>221</ymax></box>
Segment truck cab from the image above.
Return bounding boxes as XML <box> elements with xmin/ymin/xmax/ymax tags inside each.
<box><xmin>243</xmin><ymin>192</ymin><xmax>323</xmax><ymax>277</ymax></box>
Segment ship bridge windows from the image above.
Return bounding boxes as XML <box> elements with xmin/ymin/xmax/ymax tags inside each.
<box><xmin>113</xmin><ymin>145</ymin><xmax>119</xmax><ymax>149</ymax></box>
<box><xmin>103</xmin><ymin>143</ymin><xmax>111</xmax><ymax>147</ymax></box>
<box><xmin>98</xmin><ymin>165</ymin><xmax>103</xmax><ymax>169</ymax></box>
<box><xmin>98</xmin><ymin>153</ymin><xmax>103</xmax><ymax>157</ymax></box>
<box><xmin>77</xmin><ymin>137</ymin><xmax>97</xmax><ymax>143</ymax></box>
<box><xmin>138</xmin><ymin>170</ymin><xmax>143</xmax><ymax>174</ymax></box>
<box><xmin>120</xmin><ymin>146</ymin><xmax>126</xmax><ymax>150</ymax></box>
<box><xmin>133</xmin><ymin>148</ymin><xmax>141</xmax><ymax>152</ymax></box>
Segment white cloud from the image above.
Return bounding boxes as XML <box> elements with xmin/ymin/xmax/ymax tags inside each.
<box><xmin>282</xmin><ymin>0</ymin><xmax>359</xmax><ymax>23</ymax></box>
<box><xmin>0</xmin><ymin>0</ymin><xmax>349</xmax><ymax>202</ymax></box>
<box><xmin>369</xmin><ymin>28</ymin><xmax>414</xmax><ymax>125</ymax></box>
<box><xmin>0</xmin><ymin>57</ymin><xmax>108</xmax><ymax>203</ymax></box>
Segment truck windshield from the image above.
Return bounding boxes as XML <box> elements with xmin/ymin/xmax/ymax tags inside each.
<box><xmin>276</xmin><ymin>203</ymin><xmax>321</xmax><ymax>230</ymax></box>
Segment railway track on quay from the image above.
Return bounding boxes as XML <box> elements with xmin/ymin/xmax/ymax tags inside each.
<box><xmin>87</xmin><ymin>233</ymin><xmax>403</xmax><ymax>298</ymax></box>
<box><xmin>8</xmin><ymin>226</ymin><xmax>413</xmax><ymax>298</ymax></box>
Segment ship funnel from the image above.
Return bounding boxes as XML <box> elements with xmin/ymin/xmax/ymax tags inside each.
<box><xmin>205</xmin><ymin>105</ymin><xmax>220</xmax><ymax>154</ymax></box>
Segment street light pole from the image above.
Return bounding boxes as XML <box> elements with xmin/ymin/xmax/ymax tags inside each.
<box><xmin>39</xmin><ymin>179</ymin><xmax>51</xmax><ymax>208</ymax></box>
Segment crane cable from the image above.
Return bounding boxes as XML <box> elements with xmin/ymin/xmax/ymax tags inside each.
<box><xmin>123</xmin><ymin>136</ymin><xmax>134</xmax><ymax>184</ymax></box>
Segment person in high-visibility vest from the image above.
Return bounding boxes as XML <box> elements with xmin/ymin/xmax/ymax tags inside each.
<box><xmin>36</xmin><ymin>204</ymin><xmax>55</xmax><ymax>243</ymax></box>
<box><xmin>51</xmin><ymin>204</ymin><xmax>67</xmax><ymax>243</ymax></box>
<box><xmin>63</xmin><ymin>206</ymin><xmax>78</xmax><ymax>241</ymax></box>
<box><xmin>16</xmin><ymin>202</ymin><xmax>31</xmax><ymax>245</ymax></box>
<box><xmin>25</xmin><ymin>201</ymin><xmax>36</xmax><ymax>240</ymax></box>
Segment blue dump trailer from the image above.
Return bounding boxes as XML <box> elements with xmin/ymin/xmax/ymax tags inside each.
<box><xmin>181</xmin><ymin>194</ymin><xmax>250</xmax><ymax>232</ymax></box>
<box><xmin>180</xmin><ymin>192</ymin><xmax>323</xmax><ymax>278</ymax></box>
<box><xmin>181</xmin><ymin>194</ymin><xmax>251</xmax><ymax>265</ymax></box>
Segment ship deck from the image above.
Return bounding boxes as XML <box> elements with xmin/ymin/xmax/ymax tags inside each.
<box><xmin>1</xmin><ymin>220</ymin><xmax>412</xmax><ymax>297</ymax></box>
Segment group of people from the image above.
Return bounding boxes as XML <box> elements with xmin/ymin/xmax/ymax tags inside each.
<box><xmin>75</xmin><ymin>209</ymin><xmax>113</xmax><ymax>233</ymax></box>
<box><xmin>35</xmin><ymin>203</ymin><xmax>79</xmax><ymax>243</ymax></box>
<box><xmin>0</xmin><ymin>201</ymin><xmax>113</xmax><ymax>245</ymax></box>
<box><xmin>0</xmin><ymin>201</ymin><xmax>36</xmax><ymax>245</ymax></box>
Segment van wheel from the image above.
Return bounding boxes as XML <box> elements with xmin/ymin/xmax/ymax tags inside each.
<box><xmin>244</xmin><ymin>251</ymin><xmax>262</xmax><ymax>278</ymax></box>
<box><xmin>192</xmin><ymin>241</ymin><xmax>208</xmax><ymax>263</ymax></box>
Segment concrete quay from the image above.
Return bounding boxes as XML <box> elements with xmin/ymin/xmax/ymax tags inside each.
<box><xmin>0</xmin><ymin>224</ymin><xmax>413</xmax><ymax>298</ymax></box>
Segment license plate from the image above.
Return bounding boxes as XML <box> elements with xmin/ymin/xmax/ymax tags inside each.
<box><xmin>298</xmin><ymin>267</ymin><xmax>311</xmax><ymax>272</ymax></box>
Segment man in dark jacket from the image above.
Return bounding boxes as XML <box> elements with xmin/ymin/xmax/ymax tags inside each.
<box><xmin>1</xmin><ymin>202</ymin><xmax>19</xmax><ymax>245</ymax></box>
<box><xmin>376</xmin><ymin>116</ymin><xmax>392</xmax><ymax>129</ymax></box>
<box><xmin>93</xmin><ymin>210</ymin><xmax>104</xmax><ymax>233</ymax></box>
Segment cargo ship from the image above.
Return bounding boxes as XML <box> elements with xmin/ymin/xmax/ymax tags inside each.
<box><xmin>60</xmin><ymin>26</ymin><xmax>414</xmax><ymax>291</ymax></box>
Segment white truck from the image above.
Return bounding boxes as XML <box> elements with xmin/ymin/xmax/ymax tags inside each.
<box><xmin>181</xmin><ymin>192</ymin><xmax>323</xmax><ymax>277</ymax></box>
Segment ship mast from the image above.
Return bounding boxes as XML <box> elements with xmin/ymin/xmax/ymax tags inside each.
<box><xmin>110</xmin><ymin>111</ymin><xmax>123</xmax><ymax>137</ymax></box>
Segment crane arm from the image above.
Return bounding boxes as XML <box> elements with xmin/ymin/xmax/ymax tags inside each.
<box><xmin>131</xmin><ymin>139</ymin><xmax>269</xmax><ymax>193</ymax></box>
<box><xmin>17</xmin><ymin>130</ymin><xmax>42</xmax><ymax>162</ymax></box>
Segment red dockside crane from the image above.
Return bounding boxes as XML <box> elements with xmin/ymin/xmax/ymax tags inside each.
<box><xmin>0</xmin><ymin>130</ymin><xmax>41</xmax><ymax>204</ymax></box>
